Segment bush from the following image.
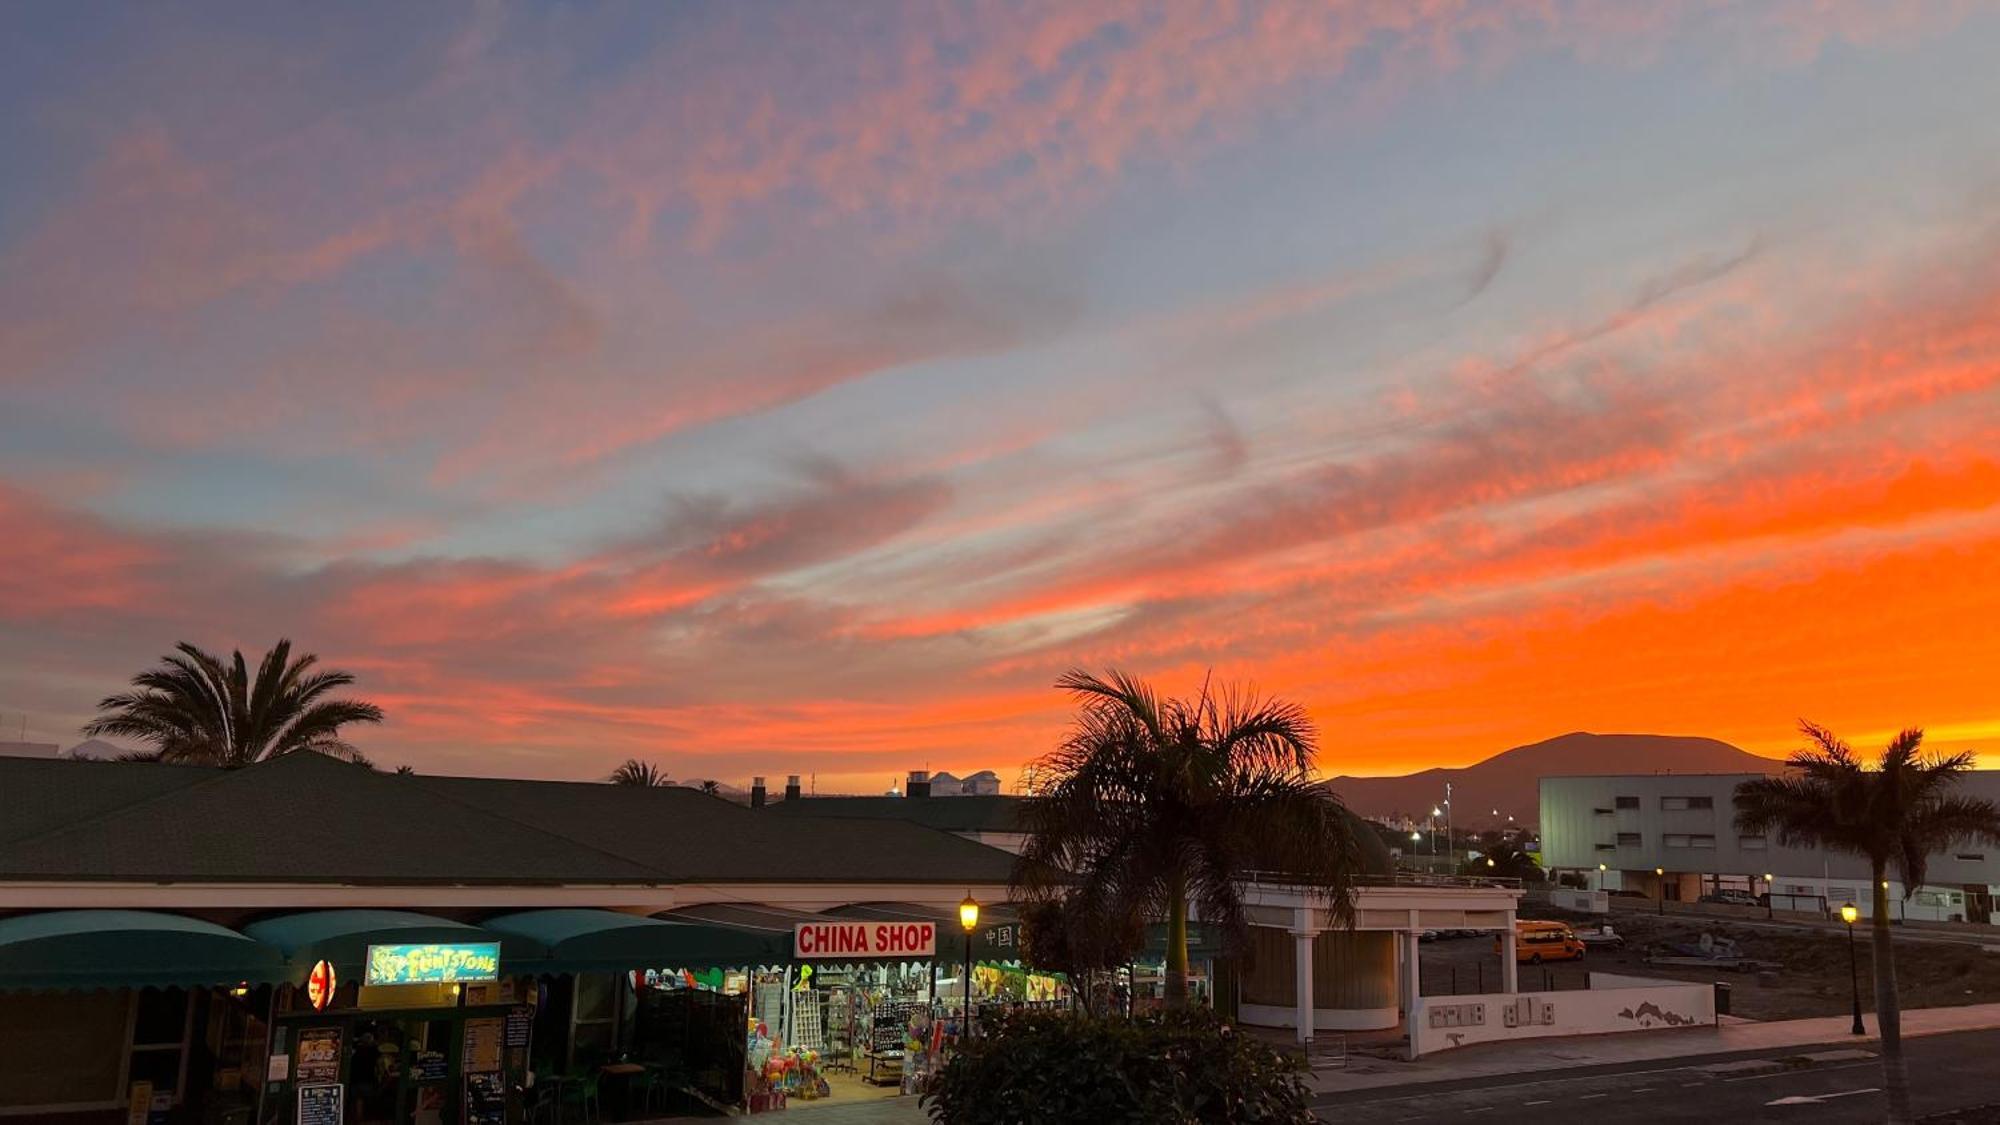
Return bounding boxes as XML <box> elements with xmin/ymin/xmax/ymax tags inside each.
<box><xmin>922</xmin><ymin>1009</ymin><xmax>1315</xmax><ymax>1124</ymax></box>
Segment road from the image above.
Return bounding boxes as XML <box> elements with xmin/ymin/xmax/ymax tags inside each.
<box><xmin>1312</xmin><ymin>1028</ymin><xmax>2000</xmax><ymax>1123</ymax></box>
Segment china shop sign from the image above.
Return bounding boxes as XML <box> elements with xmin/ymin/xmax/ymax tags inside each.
<box><xmin>794</xmin><ymin>921</ymin><xmax>936</xmax><ymax>959</ymax></box>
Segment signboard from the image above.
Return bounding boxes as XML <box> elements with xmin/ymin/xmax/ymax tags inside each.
<box><xmin>794</xmin><ymin>920</ymin><xmax>935</xmax><ymax>959</ymax></box>
<box><xmin>306</xmin><ymin>959</ymin><xmax>337</xmax><ymax>1010</ymax></box>
<box><xmin>983</xmin><ymin>923</ymin><xmax>1019</xmax><ymax>954</ymax></box>
<box><xmin>410</xmin><ymin>1050</ymin><xmax>448</xmax><ymax>1082</ymax></box>
<box><xmin>503</xmin><ymin>1006</ymin><xmax>533</xmax><ymax>1049</ymax></box>
<box><xmin>364</xmin><ymin>942</ymin><xmax>501</xmax><ymax>986</ymax></box>
<box><xmin>297</xmin><ymin>1084</ymin><xmax>343</xmax><ymax>1125</ymax></box>
<box><xmin>296</xmin><ymin>1027</ymin><xmax>343</xmax><ymax>1085</ymax></box>
<box><xmin>462</xmin><ymin>1017</ymin><xmax>503</xmax><ymax>1074</ymax></box>
<box><xmin>464</xmin><ymin>1072</ymin><xmax>505</xmax><ymax>1125</ymax></box>
<box><xmin>126</xmin><ymin>1082</ymin><xmax>151</xmax><ymax>1125</ymax></box>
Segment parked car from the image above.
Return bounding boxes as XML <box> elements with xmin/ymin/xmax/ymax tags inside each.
<box><xmin>1700</xmin><ymin>890</ymin><xmax>1760</xmax><ymax>908</ymax></box>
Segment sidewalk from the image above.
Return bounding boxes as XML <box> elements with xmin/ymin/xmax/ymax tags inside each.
<box><xmin>1310</xmin><ymin>1001</ymin><xmax>2000</xmax><ymax>1096</ymax></box>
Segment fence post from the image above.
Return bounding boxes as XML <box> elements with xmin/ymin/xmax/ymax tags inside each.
<box><xmin>1478</xmin><ymin>962</ymin><xmax>1484</xmax><ymax>993</ymax></box>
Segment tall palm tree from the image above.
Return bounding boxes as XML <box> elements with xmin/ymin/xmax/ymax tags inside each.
<box><xmin>1015</xmin><ymin>669</ymin><xmax>1364</xmax><ymax>1009</ymax></box>
<box><xmin>698</xmin><ymin>779</ymin><xmax>721</xmax><ymax>796</ymax></box>
<box><xmin>82</xmin><ymin>640</ymin><xmax>383</xmax><ymax>768</ymax></box>
<box><xmin>1735</xmin><ymin>722</ymin><xmax>2000</xmax><ymax>1125</ymax></box>
<box><xmin>608</xmin><ymin>759</ymin><xmax>670</xmax><ymax>787</ymax></box>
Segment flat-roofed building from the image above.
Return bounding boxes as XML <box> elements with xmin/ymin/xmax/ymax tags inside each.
<box><xmin>1540</xmin><ymin>772</ymin><xmax>2000</xmax><ymax>923</ymax></box>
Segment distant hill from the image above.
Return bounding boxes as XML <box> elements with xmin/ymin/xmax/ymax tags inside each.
<box><xmin>1325</xmin><ymin>732</ymin><xmax>1783</xmax><ymax>830</ymax></box>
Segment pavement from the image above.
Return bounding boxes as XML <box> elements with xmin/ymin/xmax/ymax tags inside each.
<box><xmin>1312</xmin><ymin>1027</ymin><xmax>2000</xmax><ymax>1123</ymax></box>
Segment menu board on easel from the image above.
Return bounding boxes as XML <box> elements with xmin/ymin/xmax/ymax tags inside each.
<box><xmin>297</xmin><ymin>1084</ymin><xmax>342</xmax><ymax>1125</ymax></box>
<box><xmin>462</xmin><ymin>1018</ymin><xmax>502</xmax><ymax>1073</ymax></box>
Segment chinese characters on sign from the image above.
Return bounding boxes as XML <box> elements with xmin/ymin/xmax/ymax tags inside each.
<box><xmin>364</xmin><ymin>943</ymin><xmax>502</xmax><ymax>986</ymax></box>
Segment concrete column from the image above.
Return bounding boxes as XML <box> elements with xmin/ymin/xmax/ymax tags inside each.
<box><xmin>1404</xmin><ymin>927</ymin><xmax>1422</xmax><ymax>1060</ymax></box>
<box><xmin>1291</xmin><ymin>905</ymin><xmax>1315</xmax><ymax>1046</ymax></box>
<box><xmin>1501</xmin><ymin>909</ymin><xmax>1518</xmax><ymax>993</ymax></box>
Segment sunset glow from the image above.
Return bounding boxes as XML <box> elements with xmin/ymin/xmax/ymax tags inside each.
<box><xmin>3</xmin><ymin>2</ymin><xmax>1998</xmax><ymax>788</ymax></box>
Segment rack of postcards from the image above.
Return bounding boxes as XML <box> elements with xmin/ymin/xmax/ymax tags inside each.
<box><xmin>861</xmin><ymin>1000</ymin><xmax>921</xmax><ymax>1086</ymax></box>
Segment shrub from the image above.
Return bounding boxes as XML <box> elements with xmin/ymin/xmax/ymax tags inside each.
<box><xmin>922</xmin><ymin>1009</ymin><xmax>1316</xmax><ymax>1124</ymax></box>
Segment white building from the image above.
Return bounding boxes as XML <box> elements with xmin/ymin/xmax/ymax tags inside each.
<box><xmin>1541</xmin><ymin>772</ymin><xmax>2000</xmax><ymax>923</ymax></box>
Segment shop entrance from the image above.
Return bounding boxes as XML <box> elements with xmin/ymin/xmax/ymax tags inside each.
<box><xmin>270</xmin><ymin>1003</ymin><xmax>521</xmax><ymax>1125</ymax></box>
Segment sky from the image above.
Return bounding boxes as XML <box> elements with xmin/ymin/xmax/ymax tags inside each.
<box><xmin>3</xmin><ymin>1</ymin><xmax>1999</xmax><ymax>791</ymax></box>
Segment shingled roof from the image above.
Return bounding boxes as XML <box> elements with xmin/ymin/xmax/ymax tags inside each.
<box><xmin>0</xmin><ymin>754</ymin><xmax>1016</xmax><ymax>888</ymax></box>
<box><xmin>761</xmin><ymin>793</ymin><xmax>1028</xmax><ymax>835</ymax></box>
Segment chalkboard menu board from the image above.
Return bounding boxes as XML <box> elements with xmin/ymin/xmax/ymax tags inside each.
<box><xmin>297</xmin><ymin>1084</ymin><xmax>342</xmax><ymax>1125</ymax></box>
<box><xmin>504</xmin><ymin>1005</ymin><xmax>533</xmax><ymax>1049</ymax></box>
<box><xmin>410</xmin><ymin>1051</ymin><xmax>448</xmax><ymax>1082</ymax></box>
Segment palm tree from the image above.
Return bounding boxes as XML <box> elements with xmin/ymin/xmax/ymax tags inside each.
<box><xmin>82</xmin><ymin>640</ymin><xmax>384</xmax><ymax>768</ymax></box>
<box><xmin>608</xmin><ymin>759</ymin><xmax>670</xmax><ymax>787</ymax></box>
<box><xmin>698</xmin><ymin>780</ymin><xmax>721</xmax><ymax>796</ymax></box>
<box><xmin>1467</xmin><ymin>841</ymin><xmax>1542</xmax><ymax>883</ymax></box>
<box><xmin>1015</xmin><ymin>668</ymin><xmax>1364</xmax><ymax>1009</ymax></box>
<box><xmin>1734</xmin><ymin>722</ymin><xmax>2000</xmax><ymax>1124</ymax></box>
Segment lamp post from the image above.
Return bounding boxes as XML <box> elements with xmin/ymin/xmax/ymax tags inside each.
<box><xmin>1655</xmin><ymin>867</ymin><xmax>1666</xmax><ymax>916</ymax></box>
<box><xmin>1840</xmin><ymin>902</ymin><xmax>1864</xmax><ymax>1036</ymax></box>
<box><xmin>1597</xmin><ymin>862</ymin><xmax>1607</xmax><ymax>893</ymax></box>
<box><xmin>959</xmin><ymin>893</ymin><xmax>980</xmax><ymax>1039</ymax></box>
<box><xmin>1764</xmin><ymin>873</ymin><xmax>1776</xmax><ymax>920</ymax></box>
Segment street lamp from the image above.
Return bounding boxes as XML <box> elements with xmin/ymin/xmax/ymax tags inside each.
<box><xmin>1597</xmin><ymin>862</ymin><xmax>1607</xmax><ymax>892</ymax></box>
<box><xmin>1655</xmin><ymin>867</ymin><xmax>1666</xmax><ymax>916</ymax></box>
<box><xmin>1764</xmin><ymin>873</ymin><xmax>1776</xmax><ymax>920</ymax></box>
<box><xmin>960</xmin><ymin>894</ymin><xmax>980</xmax><ymax>1038</ymax></box>
<box><xmin>1840</xmin><ymin>902</ymin><xmax>1864</xmax><ymax>1036</ymax></box>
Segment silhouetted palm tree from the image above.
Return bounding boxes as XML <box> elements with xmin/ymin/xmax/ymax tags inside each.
<box><xmin>699</xmin><ymin>780</ymin><xmax>721</xmax><ymax>796</ymax></box>
<box><xmin>1735</xmin><ymin>722</ymin><xmax>2000</xmax><ymax>1125</ymax></box>
<box><xmin>82</xmin><ymin>640</ymin><xmax>383</xmax><ymax>768</ymax></box>
<box><xmin>608</xmin><ymin>759</ymin><xmax>670</xmax><ymax>787</ymax></box>
<box><xmin>1015</xmin><ymin>669</ymin><xmax>1364</xmax><ymax>1009</ymax></box>
<box><xmin>1466</xmin><ymin>841</ymin><xmax>1542</xmax><ymax>883</ymax></box>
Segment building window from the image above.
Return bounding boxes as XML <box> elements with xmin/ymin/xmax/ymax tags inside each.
<box><xmin>1957</xmin><ymin>853</ymin><xmax>1986</xmax><ymax>862</ymax></box>
<box><xmin>1663</xmin><ymin>834</ymin><xmax>1717</xmax><ymax>849</ymax></box>
<box><xmin>1593</xmin><ymin>843</ymin><xmax>1616</xmax><ymax>852</ymax></box>
<box><xmin>1740</xmin><ymin>835</ymin><xmax>1768</xmax><ymax>850</ymax></box>
<box><xmin>1661</xmin><ymin>796</ymin><xmax>1716</xmax><ymax>811</ymax></box>
<box><xmin>1593</xmin><ymin>808</ymin><xmax>1614</xmax><ymax>816</ymax></box>
<box><xmin>1615</xmin><ymin>796</ymin><xmax>1640</xmax><ymax>810</ymax></box>
<box><xmin>1616</xmin><ymin>833</ymin><xmax>1642</xmax><ymax>847</ymax></box>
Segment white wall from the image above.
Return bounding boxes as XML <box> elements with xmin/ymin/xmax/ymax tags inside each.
<box><xmin>1410</xmin><ymin>977</ymin><xmax>1715</xmax><ymax>1057</ymax></box>
<box><xmin>1549</xmin><ymin>889</ymin><xmax>1607</xmax><ymax>913</ymax></box>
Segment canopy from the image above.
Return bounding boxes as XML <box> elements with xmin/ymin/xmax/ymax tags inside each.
<box><xmin>0</xmin><ymin>910</ymin><xmax>286</xmax><ymax>992</ymax></box>
<box><xmin>485</xmin><ymin>908</ymin><xmax>789</xmax><ymax>974</ymax></box>
<box><xmin>242</xmin><ymin>910</ymin><xmax>498</xmax><ymax>978</ymax></box>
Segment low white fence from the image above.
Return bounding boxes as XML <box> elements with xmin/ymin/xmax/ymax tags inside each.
<box><xmin>1549</xmin><ymin>888</ymin><xmax>1608</xmax><ymax>913</ymax></box>
<box><xmin>1409</xmin><ymin>973</ymin><xmax>1714</xmax><ymax>1057</ymax></box>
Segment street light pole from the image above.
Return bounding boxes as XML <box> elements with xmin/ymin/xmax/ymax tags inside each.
<box><xmin>1840</xmin><ymin>902</ymin><xmax>1864</xmax><ymax>1036</ymax></box>
<box><xmin>1655</xmin><ymin>867</ymin><xmax>1665</xmax><ymax>916</ymax></box>
<box><xmin>1764</xmin><ymin>874</ymin><xmax>1776</xmax><ymax>920</ymax></box>
<box><xmin>959</xmin><ymin>893</ymin><xmax>981</xmax><ymax>1040</ymax></box>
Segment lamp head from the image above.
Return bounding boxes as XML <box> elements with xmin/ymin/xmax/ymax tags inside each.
<box><xmin>1598</xmin><ymin>863</ymin><xmax>1607</xmax><ymax>872</ymax></box>
<box><xmin>959</xmin><ymin>894</ymin><xmax>980</xmax><ymax>933</ymax></box>
<box><xmin>1840</xmin><ymin>902</ymin><xmax>1859</xmax><ymax>925</ymax></box>
<box><xmin>1654</xmin><ymin>867</ymin><xmax>1664</xmax><ymax>876</ymax></box>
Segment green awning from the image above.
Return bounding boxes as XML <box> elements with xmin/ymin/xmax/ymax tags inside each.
<box><xmin>485</xmin><ymin>909</ymin><xmax>788</xmax><ymax>974</ymax></box>
<box><xmin>0</xmin><ymin>910</ymin><xmax>286</xmax><ymax>992</ymax></box>
<box><xmin>242</xmin><ymin>909</ymin><xmax>499</xmax><ymax>981</ymax></box>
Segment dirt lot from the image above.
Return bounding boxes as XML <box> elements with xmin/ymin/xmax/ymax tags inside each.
<box><xmin>1416</xmin><ymin>908</ymin><xmax>2000</xmax><ymax>1022</ymax></box>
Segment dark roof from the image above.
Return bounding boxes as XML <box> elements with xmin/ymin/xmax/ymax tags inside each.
<box><xmin>0</xmin><ymin>757</ymin><xmax>218</xmax><ymax>843</ymax></box>
<box><xmin>0</xmin><ymin>754</ymin><xmax>663</xmax><ymax>884</ymax></box>
<box><xmin>426</xmin><ymin>775</ymin><xmax>1018</xmax><ymax>885</ymax></box>
<box><xmin>762</xmin><ymin>794</ymin><xmax>1028</xmax><ymax>834</ymax></box>
<box><xmin>0</xmin><ymin>754</ymin><xmax>1017</xmax><ymax>889</ymax></box>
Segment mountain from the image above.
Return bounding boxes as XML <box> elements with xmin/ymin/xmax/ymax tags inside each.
<box><xmin>1324</xmin><ymin>732</ymin><xmax>1783</xmax><ymax>830</ymax></box>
